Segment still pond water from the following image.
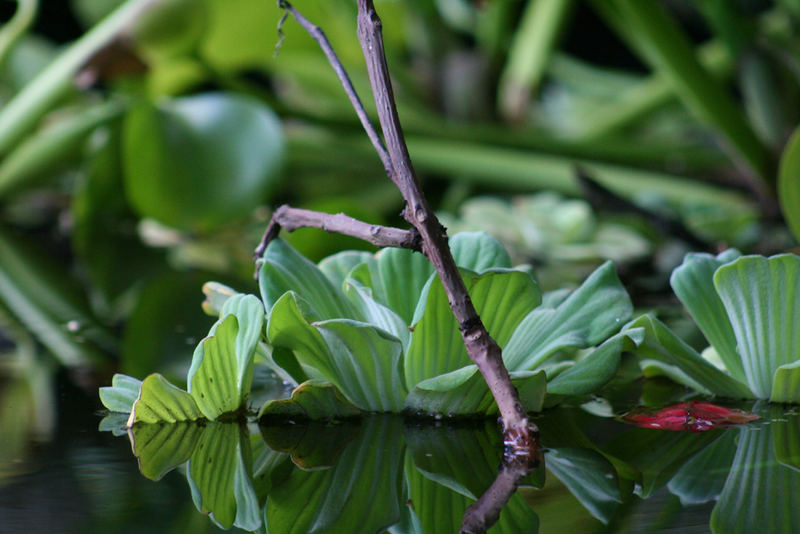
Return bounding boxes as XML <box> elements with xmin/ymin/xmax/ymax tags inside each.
<box><xmin>1</xmin><ymin>376</ymin><xmax>799</xmax><ymax>534</ymax></box>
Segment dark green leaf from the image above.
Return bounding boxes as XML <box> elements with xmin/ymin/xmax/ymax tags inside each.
<box><xmin>258</xmin><ymin>379</ymin><xmax>361</xmax><ymax>421</ymax></box>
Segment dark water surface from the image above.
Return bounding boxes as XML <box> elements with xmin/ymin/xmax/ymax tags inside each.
<box><xmin>1</xmin><ymin>380</ymin><xmax>799</xmax><ymax>534</ymax></box>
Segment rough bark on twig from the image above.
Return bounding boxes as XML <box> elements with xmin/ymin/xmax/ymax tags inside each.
<box><xmin>260</xmin><ymin>0</ymin><xmax>538</xmax><ymax>457</ymax></box>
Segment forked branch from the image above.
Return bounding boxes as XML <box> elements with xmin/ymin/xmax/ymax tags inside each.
<box><xmin>261</xmin><ymin>0</ymin><xmax>538</xmax><ymax>458</ymax></box>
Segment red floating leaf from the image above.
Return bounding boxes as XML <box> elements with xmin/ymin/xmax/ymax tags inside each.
<box><xmin>620</xmin><ymin>401</ymin><xmax>759</xmax><ymax>432</ymax></box>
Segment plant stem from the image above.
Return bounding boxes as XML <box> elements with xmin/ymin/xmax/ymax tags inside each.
<box><xmin>355</xmin><ymin>0</ymin><xmax>535</xmax><ymax>449</ymax></box>
<box><xmin>0</xmin><ymin>0</ymin><xmax>39</xmax><ymax>72</ymax></box>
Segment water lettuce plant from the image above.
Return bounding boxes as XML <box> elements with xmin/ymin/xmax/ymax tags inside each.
<box><xmin>100</xmin><ymin>232</ymin><xmax>639</xmax><ymax>423</ymax></box>
<box><xmin>624</xmin><ymin>250</ymin><xmax>800</xmax><ymax>403</ymax></box>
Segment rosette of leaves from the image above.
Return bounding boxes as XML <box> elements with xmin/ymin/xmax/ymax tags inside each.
<box><xmin>100</xmin><ymin>232</ymin><xmax>638</xmax><ymax>424</ymax></box>
<box><xmin>439</xmin><ymin>193</ymin><xmax>650</xmax><ymax>288</ymax></box>
<box><xmin>623</xmin><ymin>250</ymin><xmax>800</xmax><ymax>403</ymax></box>
<box><xmin>253</xmin><ymin>231</ymin><xmax>639</xmax><ymax>418</ymax></box>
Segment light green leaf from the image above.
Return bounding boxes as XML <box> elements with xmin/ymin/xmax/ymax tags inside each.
<box><xmin>99</xmin><ymin>373</ymin><xmax>141</xmax><ymax>413</ymax></box>
<box><xmin>268</xmin><ymin>292</ymin><xmax>406</xmax><ymax>411</ymax></box>
<box><xmin>449</xmin><ymin>231</ymin><xmax>512</xmax><ymax>272</ymax></box>
<box><xmin>624</xmin><ymin>315</ymin><xmax>753</xmax><ymax>399</ymax></box>
<box><xmin>405</xmin><ymin>366</ymin><xmax>546</xmax><ymax>415</ymax></box>
<box><xmin>349</xmin><ymin>247</ymin><xmax>434</xmax><ymax>326</ymax></box>
<box><xmin>128</xmin><ymin>422</ymin><xmax>203</xmax><ymax>480</ymax></box>
<box><xmin>128</xmin><ymin>373</ymin><xmax>203</xmax><ymax>425</ymax></box>
<box><xmin>546</xmin><ymin>447</ymin><xmax>622</xmax><ymax>523</ymax></box>
<box><xmin>405</xmin><ymin>269</ymin><xmax>541</xmax><ymax>387</ymax></box>
<box><xmin>714</xmin><ymin>254</ymin><xmax>800</xmax><ymax>399</ymax></box>
<box><xmin>344</xmin><ymin>278</ymin><xmax>410</xmax><ymax>350</ymax></box>
<box><xmin>315</xmin><ymin>319</ymin><xmax>407</xmax><ymax>412</ymax></box>
<box><xmin>188</xmin><ymin>294</ymin><xmax>264</xmax><ymax>419</ymax></box>
<box><xmin>667</xmin><ymin>430</ymin><xmax>738</xmax><ymax>505</ymax></box>
<box><xmin>318</xmin><ymin>250</ymin><xmax>373</xmax><ymax>289</ymax></box>
<box><xmin>201</xmin><ymin>281</ymin><xmax>240</xmax><ymax>317</ymax></box>
<box><xmin>778</xmin><ymin>124</ymin><xmax>800</xmax><ymax>243</ymax></box>
<box><xmin>772</xmin><ymin>361</ymin><xmax>800</xmax><ymax>404</ymax></box>
<box><xmin>258</xmin><ymin>379</ymin><xmax>361</xmax><ymax>421</ymax></box>
<box><xmin>547</xmin><ymin>328</ymin><xmax>644</xmax><ymax>396</ymax></box>
<box><xmin>670</xmin><ymin>249</ymin><xmax>744</xmax><ymax>380</ymax></box>
<box><xmin>187</xmin><ymin>423</ymin><xmax>261</xmax><ymax>531</ymax></box>
<box><xmin>503</xmin><ymin>261</ymin><xmax>631</xmax><ymax>371</ymax></box>
<box><xmin>265</xmin><ymin>417</ymin><xmax>404</xmax><ymax>534</ymax></box>
<box><xmin>259</xmin><ymin>239</ymin><xmax>359</xmax><ymax>320</ymax></box>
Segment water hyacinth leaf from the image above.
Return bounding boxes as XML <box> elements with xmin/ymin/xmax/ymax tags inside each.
<box><xmin>99</xmin><ymin>373</ymin><xmax>142</xmax><ymax>413</ymax></box>
<box><xmin>318</xmin><ymin>250</ymin><xmax>373</xmax><ymax>290</ymax></box>
<box><xmin>449</xmin><ymin>231</ymin><xmax>512</xmax><ymax>273</ymax></box>
<box><xmin>187</xmin><ymin>423</ymin><xmax>261</xmax><ymax>531</ymax></box>
<box><xmin>547</xmin><ymin>328</ymin><xmax>644</xmax><ymax>396</ymax></box>
<box><xmin>773</xmin><ymin>408</ymin><xmax>800</xmax><ymax>472</ymax></box>
<box><xmin>258</xmin><ymin>379</ymin><xmax>361</xmax><ymax>421</ymax></box>
<box><xmin>260</xmin><ymin>419</ymin><xmax>360</xmax><ymax>470</ymax></box>
<box><xmin>624</xmin><ymin>315</ymin><xmax>753</xmax><ymax>399</ymax></box>
<box><xmin>405</xmin><ymin>269</ymin><xmax>541</xmax><ymax>387</ymax></box>
<box><xmin>349</xmin><ymin>247</ymin><xmax>433</xmax><ymax>325</ymax></box>
<box><xmin>670</xmin><ymin>249</ymin><xmax>744</xmax><ymax>381</ymax></box>
<box><xmin>503</xmin><ymin>261</ymin><xmax>631</xmax><ymax>371</ymax></box>
<box><xmin>771</xmin><ymin>360</ymin><xmax>800</xmax><ymax>404</ymax></box>
<box><xmin>188</xmin><ymin>295</ymin><xmax>264</xmax><ymax>419</ymax></box>
<box><xmin>128</xmin><ymin>373</ymin><xmax>203</xmax><ymax>425</ymax></box>
<box><xmin>711</xmin><ymin>426</ymin><xmax>800</xmax><ymax>534</ymax></box>
<box><xmin>259</xmin><ymin>238</ymin><xmax>359</xmax><ymax>320</ymax></box>
<box><xmin>265</xmin><ymin>417</ymin><xmax>404</xmax><ymax>534</ymax></box>
<box><xmin>123</xmin><ymin>92</ymin><xmax>284</xmax><ymax>231</ymax></box>
<box><xmin>315</xmin><ymin>319</ymin><xmax>407</xmax><ymax>412</ymax></box>
<box><xmin>778</xmin><ymin>125</ymin><xmax>800</xmax><ymax>243</ymax></box>
<box><xmin>201</xmin><ymin>281</ymin><xmax>240</xmax><ymax>317</ymax></box>
<box><xmin>268</xmin><ymin>292</ymin><xmax>406</xmax><ymax>411</ymax></box>
<box><xmin>128</xmin><ymin>422</ymin><xmax>204</xmax><ymax>480</ymax></box>
<box><xmin>546</xmin><ymin>447</ymin><xmax>622</xmax><ymax>524</ymax></box>
<box><xmin>714</xmin><ymin>255</ymin><xmax>800</xmax><ymax>399</ymax></box>
<box><xmin>344</xmin><ymin>278</ymin><xmax>410</xmax><ymax>350</ymax></box>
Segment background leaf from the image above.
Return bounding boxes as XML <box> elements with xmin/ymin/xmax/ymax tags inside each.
<box><xmin>778</xmin><ymin>124</ymin><xmax>800</xmax><ymax>243</ymax></box>
<box><xmin>98</xmin><ymin>373</ymin><xmax>142</xmax><ymax>413</ymax></box>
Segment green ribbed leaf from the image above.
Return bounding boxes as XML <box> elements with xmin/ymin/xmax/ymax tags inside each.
<box><xmin>128</xmin><ymin>373</ymin><xmax>203</xmax><ymax>425</ymax></box>
<box><xmin>547</xmin><ymin>328</ymin><xmax>644</xmax><ymax>396</ymax></box>
<box><xmin>260</xmin><ymin>419</ymin><xmax>359</xmax><ymax>470</ymax></box>
<box><xmin>405</xmin><ymin>269</ymin><xmax>541</xmax><ymax>387</ymax></box>
<box><xmin>714</xmin><ymin>255</ymin><xmax>800</xmax><ymax>399</ymax></box>
<box><xmin>449</xmin><ymin>231</ymin><xmax>512</xmax><ymax>272</ymax></box>
<box><xmin>188</xmin><ymin>294</ymin><xmax>264</xmax><ymax>419</ymax></box>
<box><xmin>258</xmin><ymin>379</ymin><xmax>361</xmax><ymax>421</ymax></box>
<box><xmin>405</xmin><ymin>366</ymin><xmax>546</xmax><ymax>416</ymax></box>
<box><xmin>98</xmin><ymin>373</ymin><xmax>142</xmax><ymax>413</ymax></box>
<box><xmin>129</xmin><ymin>422</ymin><xmax>203</xmax><ymax>480</ymax></box>
<box><xmin>778</xmin><ymin>125</ymin><xmax>800</xmax><ymax>243</ymax></box>
<box><xmin>258</xmin><ymin>238</ymin><xmax>359</xmax><ymax>320</ymax></box>
<box><xmin>504</xmin><ymin>261</ymin><xmax>631</xmax><ymax>371</ymax></box>
<box><xmin>772</xmin><ymin>361</ymin><xmax>800</xmax><ymax>404</ymax></box>
<box><xmin>624</xmin><ymin>315</ymin><xmax>753</xmax><ymax>399</ymax></box>
<box><xmin>711</xmin><ymin>425</ymin><xmax>800</xmax><ymax>534</ymax></box>
<box><xmin>187</xmin><ymin>423</ymin><xmax>261</xmax><ymax>531</ymax></box>
<box><xmin>546</xmin><ymin>447</ymin><xmax>622</xmax><ymax>523</ymax></box>
<box><xmin>349</xmin><ymin>247</ymin><xmax>433</xmax><ymax>326</ymax></box>
<box><xmin>670</xmin><ymin>249</ymin><xmax>744</xmax><ymax>380</ymax></box>
<box><xmin>318</xmin><ymin>250</ymin><xmax>373</xmax><ymax>289</ymax></box>
<box><xmin>344</xmin><ymin>278</ymin><xmax>410</xmax><ymax>350</ymax></box>
<box><xmin>265</xmin><ymin>417</ymin><xmax>404</xmax><ymax>534</ymax></box>
<box><xmin>268</xmin><ymin>292</ymin><xmax>406</xmax><ymax>411</ymax></box>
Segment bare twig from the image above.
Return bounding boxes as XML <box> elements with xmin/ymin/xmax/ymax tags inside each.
<box><xmin>262</xmin><ymin>0</ymin><xmax>538</xmax><ymax>457</ymax></box>
<box><xmin>254</xmin><ymin>205</ymin><xmax>421</xmax><ymax>262</ymax></box>
<box><xmin>277</xmin><ymin>0</ymin><xmax>392</xmax><ymax>175</ymax></box>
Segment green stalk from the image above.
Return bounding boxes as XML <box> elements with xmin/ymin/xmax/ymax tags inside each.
<box><xmin>0</xmin><ymin>0</ymin><xmax>39</xmax><ymax>71</ymax></box>
<box><xmin>498</xmin><ymin>0</ymin><xmax>573</xmax><ymax>119</ymax></box>
<box><xmin>0</xmin><ymin>100</ymin><xmax>125</xmax><ymax>198</ymax></box>
<box><xmin>605</xmin><ymin>0</ymin><xmax>772</xmax><ymax>187</ymax></box>
<box><xmin>0</xmin><ymin>0</ymin><xmax>158</xmax><ymax>158</ymax></box>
